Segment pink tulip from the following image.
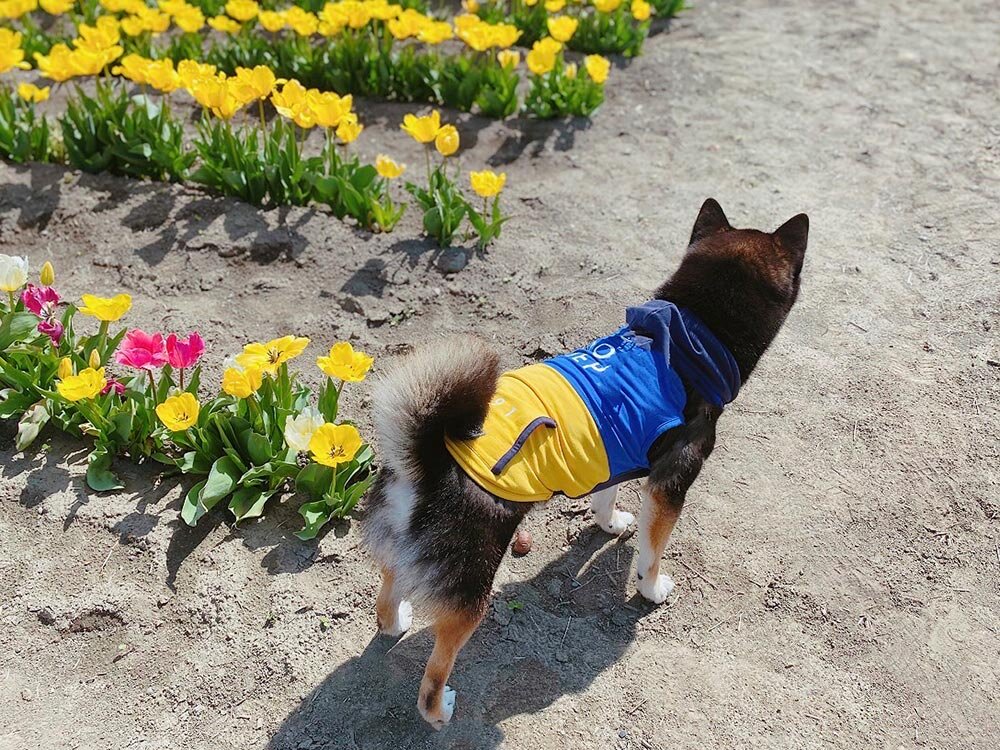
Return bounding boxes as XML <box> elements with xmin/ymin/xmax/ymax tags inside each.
<box><xmin>166</xmin><ymin>332</ymin><xmax>205</xmax><ymax>370</ymax></box>
<box><xmin>114</xmin><ymin>329</ymin><xmax>168</xmax><ymax>371</ymax></box>
<box><xmin>102</xmin><ymin>379</ymin><xmax>126</xmax><ymax>397</ymax></box>
<box><xmin>21</xmin><ymin>284</ymin><xmax>63</xmax><ymax>344</ymax></box>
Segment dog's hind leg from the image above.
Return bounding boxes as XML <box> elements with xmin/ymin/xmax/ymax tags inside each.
<box><xmin>376</xmin><ymin>567</ymin><xmax>413</xmax><ymax>637</ymax></box>
<box><xmin>635</xmin><ymin>485</ymin><xmax>684</xmax><ymax>604</ymax></box>
<box><xmin>590</xmin><ymin>485</ymin><xmax>635</xmax><ymax>535</ymax></box>
<box><xmin>417</xmin><ymin>607</ymin><xmax>483</xmax><ymax>730</ymax></box>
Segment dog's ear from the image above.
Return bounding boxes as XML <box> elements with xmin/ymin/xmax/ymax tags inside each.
<box><xmin>690</xmin><ymin>198</ymin><xmax>731</xmax><ymax>244</ymax></box>
<box><xmin>773</xmin><ymin>213</ymin><xmax>809</xmax><ymax>258</ymax></box>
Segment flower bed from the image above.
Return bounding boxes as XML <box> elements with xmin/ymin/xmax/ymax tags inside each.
<box><xmin>0</xmin><ymin>254</ymin><xmax>378</xmax><ymax>539</ymax></box>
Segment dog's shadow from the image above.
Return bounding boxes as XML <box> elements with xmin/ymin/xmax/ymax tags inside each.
<box><xmin>267</xmin><ymin>533</ymin><xmax>655</xmax><ymax>749</ymax></box>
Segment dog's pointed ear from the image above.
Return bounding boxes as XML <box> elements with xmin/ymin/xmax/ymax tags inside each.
<box><xmin>774</xmin><ymin>213</ymin><xmax>809</xmax><ymax>257</ymax></box>
<box><xmin>690</xmin><ymin>198</ymin><xmax>731</xmax><ymax>244</ymax></box>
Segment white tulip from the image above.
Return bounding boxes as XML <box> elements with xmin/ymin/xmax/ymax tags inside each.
<box><xmin>0</xmin><ymin>254</ymin><xmax>28</xmax><ymax>293</ymax></box>
<box><xmin>284</xmin><ymin>406</ymin><xmax>324</xmax><ymax>453</ymax></box>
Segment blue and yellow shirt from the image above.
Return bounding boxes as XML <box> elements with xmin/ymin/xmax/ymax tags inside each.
<box><xmin>445</xmin><ymin>301</ymin><xmax>742</xmax><ymax>502</ymax></box>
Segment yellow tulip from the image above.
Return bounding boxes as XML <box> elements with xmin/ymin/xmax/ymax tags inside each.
<box><xmin>375</xmin><ymin>154</ymin><xmax>405</xmax><ymax>179</ymax></box>
<box><xmin>79</xmin><ymin>293</ymin><xmax>132</xmax><ymax>322</ymax></box>
<box><xmin>546</xmin><ymin>16</ymin><xmax>578</xmax><ymax>43</ymax></box>
<box><xmin>225</xmin><ymin>0</ymin><xmax>259</xmax><ymax>22</ymax></box>
<box><xmin>208</xmin><ymin>15</ymin><xmax>241</xmax><ymax>33</ymax></box>
<box><xmin>497</xmin><ymin>49</ymin><xmax>520</xmax><ymax>69</ymax></box>
<box><xmin>88</xmin><ymin>349</ymin><xmax>101</xmax><ymax>370</ymax></box>
<box><xmin>0</xmin><ymin>29</ymin><xmax>31</xmax><ymax>75</ymax></box>
<box><xmin>584</xmin><ymin>54</ymin><xmax>611</xmax><ymax>84</ymax></box>
<box><xmin>309</xmin><ymin>423</ymin><xmax>363</xmax><ymax>467</ymax></box>
<box><xmin>271</xmin><ymin>78</ymin><xmax>308</xmax><ymax>119</ymax></box>
<box><xmin>462</xmin><ymin>0</ymin><xmax>480</xmax><ymax>11</ymax></box>
<box><xmin>236</xmin><ymin>335</ymin><xmax>310</xmax><ymax>375</ymax></box>
<box><xmin>57</xmin><ymin>367</ymin><xmax>106</xmax><ymax>402</ymax></box>
<box><xmin>258</xmin><ymin>10</ymin><xmax>285</xmax><ymax>32</ymax></box>
<box><xmin>145</xmin><ymin>59</ymin><xmax>181</xmax><ymax>93</ymax></box>
<box><xmin>631</xmin><ymin>0</ymin><xmax>651</xmax><ymax>21</ymax></box>
<box><xmin>17</xmin><ymin>83</ymin><xmax>50</xmax><ymax>103</ymax></box>
<box><xmin>470</xmin><ymin>170</ymin><xmax>507</xmax><ymax>198</ymax></box>
<box><xmin>58</xmin><ymin>357</ymin><xmax>73</xmax><ymax>380</ymax></box>
<box><xmin>593</xmin><ymin>0</ymin><xmax>622</xmax><ymax>12</ymax></box>
<box><xmin>526</xmin><ymin>37</ymin><xmax>562</xmax><ymax>76</ymax></box>
<box><xmin>307</xmin><ymin>90</ymin><xmax>353</xmax><ymax>129</ymax></box>
<box><xmin>418</xmin><ymin>20</ymin><xmax>453</xmax><ymax>45</ymax></box>
<box><xmin>221</xmin><ymin>365</ymin><xmax>263</xmax><ymax>398</ymax></box>
<box><xmin>434</xmin><ymin>124</ymin><xmax>460</xmax><ymax>157</ymax></box>
<box><xmin>232</xmin><ymin>65</ymin><xmax>277</xmax><ymax>102</ymax></box>
<box><xmin>336</xmin><ymin>112</ymin><xmax>363</xmax><ymax>144</ymax></box>
<box><xmin>545</xmin><ymin>0</ymin><xmax>565</xmax><ymax>11</ymax></box>
<box><xmin>177</xmin><ymin>59</ymin><xmax>217</xmax><ymax>89</ymax></box>
<box><xmin>156</xmin><ymin>392</ymin><xmax>200</xmax><ymax>432</ymax></box>
<box><xmin>174</xmin><ymin>7</ymin><xmax>206</xmax><ymax>33</ymax></box>
<box><xmin>387</xmin><ymin>9</ymin><xmax>428</xmax><ymax>40</ymax></box>
<box><xmin>40</xmin><ymin>260</ymin><xmax>54</xmax><ymax>285</ymax></box>
<box><xmin>112</xmin><ymin>53</ymin><xmax>152</xmax><ymax>85</ymax></box>
<box><xmin>316</xmin><ymin>342</ymin><xmax>374</xmax><ymax>382</ymax></box>
<box><xmin>40</xmin><ymin>0</ymin><xmax>74</xmax><ymax>13</ymax></box>
<box><xmin>284</xmin><ymin>7</ymin><xmax>319</xmax><ymax>36</ymax></box>
<box><xmin>400</xmin><ymin>110</ymin><xmax>441</xmax><ymax>144</ymax></box>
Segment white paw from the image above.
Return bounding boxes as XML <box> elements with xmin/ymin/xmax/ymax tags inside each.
<box><xmin>419</xmin><ymin>685</ymin><xmax>456</xmax><ymax>730</ymax></box>
<box><xmin>599</xmin><ymin>509</ymin><xmax>635</xmax><ymax>536</ymax></box>
<box><xmin>382</xmin><ymin>600</ymin><xmax>413</xmax><ymax>636</ymax></box>
<box><xmin>637</xmin><ymin>573</ymin><xmax>675</xmax><ymax>605</ymax></box>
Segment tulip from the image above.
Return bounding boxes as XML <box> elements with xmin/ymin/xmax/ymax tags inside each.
<box><xmin>284</xmin><ymin>407</ymin><xmax>324</xmax><ymax>453</ymax></box>
<box><xmin>79</xmin><ymin>293</ymin><xmax>132</xmax><ymax>322</ymax></box>
<box><xmin>497</xmin><ymin>50</ymin><xmax>520</xmax><ymax>70</ymax></box>
<box><xmin>470</xmin><ymin>170</ymin><xmax>507</xmax><ymax>199</ymax></box>
<box><xmin>57</xmin><ymin>367</ymin><xmax>107</xmax><ymax>402</ymax></box>
<box><xmin>316</xmin><ymin>342</ymin><xmax>374</xmax><ymax>382</ymax></box>
<box><xmin>208</xmin><ymin>15</ymin><xmax>242</xmax><ymax>33</ymax></box>
<box><xmin>593</xmin><ymin>0</ymin><xmax>622</xmax><ymax>12</ymax></box>
<box><xmin>156</xmin><ymin>392</ymin><xmax>200</xmax><ymax>432</ymax></box>
<box><xmin>236</xmin><ymin>335</ymin><xmax>310</xmax><ymax>375</ymax></box>
<box><xmin>309</xmin><ymin>423</ymin><xmax>363</xmax><ymax>467</ymax></box>
<box><xmin>336</xmin><ymin>112</ymin><xmax>363</xmax><ymax>144</ymax></box>
<box><xmin>546</xmin><ymin>16</ymin><xmax>578</xmax><ymax>44</ymax></box>
<box><xmin>89</xmin><ymin>349</ymin><xmax>101</xmax><ymax>370</ymax></box>
<box><xmin>40</xmin><ymin>260</ymin><xmax>54</xmax><ymax>286</ymax></box>
<box><xmin>545</xmin><ymin>0</ymin><xmax>565</xmax><ymax>11</ymax></box>
<box><xmin>166</xmin><ymin>332</ymin><xmax>205</xmax><ymax>369</ymax></box>
<box><xmin>17</xmin><ymin>83</ymin><xmax>51</xmax><ymax>104</ymax></box>
<box><xmin>21</xmin><ymin>284</ymin><xmax>62</xmax><ymax>344</ymax></box>
<box><xmin>0</xmin><ymin>254</ymin><xmax>28</xmax><ymax>294</ymax></box>
<box><xmin>375</xmin><ymin>155</ymin><xmax>406</xmax><ymax>179</ymax></box>
<box><xmin>58</xmin><ymin>358</ymin><xmax>73</xmax><ymax>380</ymax></box>
<box><xmin>584</xmin><ymin>54</ymin><xmax>611</xmax><ymax>85</ymax></box>
<box><xmin>115</xmin><ymin>329</ymin><xmax>168</xmax><ymax>371</ymax></box>
<box><xmin>434</xmin><ymin>124</ymin><xmax>460</xmax><ymax>157</ymax></box>
<box><xmin>102</xmin><ymin>379</ymin><xmax>127</xmax><ymax>397</ymax></box>
<box><xmin>225</xmin><ymin>0</ymin><xmax>259</xmax><ymax>22</ymax></box>
<box><xmin>400</xmin><ymin>111</ymin><xmax>442</xmax><ymax>144</ymax></box>
<box><xmin>221</xmin><ymin>365</ymin><xmax>263</xmax><ymax>398</ymax></box>
<box><xmin>632</xmin><ymin>0</ymin><xmax>652</xmax><ymax>21</ymax></box>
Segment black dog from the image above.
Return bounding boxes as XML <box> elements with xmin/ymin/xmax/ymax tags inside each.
<box><xmin>362</xmin><ymin>199</ymin><xmax>808</xmax><ymax>728</ymax></box>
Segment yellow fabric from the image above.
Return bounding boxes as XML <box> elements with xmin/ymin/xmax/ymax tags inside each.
<box><xmin>445</xmin><ymin>364</ymin><xmax>611</xmax><ymax>502</ymax></box>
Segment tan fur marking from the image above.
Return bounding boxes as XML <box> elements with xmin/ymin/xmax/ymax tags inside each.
<box><xmin>375</xmin><ymin>567</ymin><xmax>397</xmax><ymax>631</ymax></box>
<box><xmin>641</xmin><ymin>488</ymin><xmax>681</xmax><ymax>580</ymax></box>
<box><xmin>418</xmin><ymin>609</ymin><xmax>483</xmax><ymax>723</ymax></box>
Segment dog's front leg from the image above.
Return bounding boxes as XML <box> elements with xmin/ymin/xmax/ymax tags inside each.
<box><xmin>418</xmin><ymin>608</ymin><xmax>483</xmax><ymax>729</ymax></box>
<box><xmin>635</xmin><ymin>484</ymin><xmax>685</xmax><ymax>604</ymax></box>
<box><xmin>590</xmin><ymin>485</ymin><xmax>635</xmax><ymax>535</ymax></box>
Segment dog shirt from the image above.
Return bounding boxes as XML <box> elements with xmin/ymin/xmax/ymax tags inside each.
<box><xmin>445</xmin><ymin>301</ymin><xmax>742</xmax><ymax>502</ymax></box>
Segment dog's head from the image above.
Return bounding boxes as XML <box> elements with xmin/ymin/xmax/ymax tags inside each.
<box><xmin>657</xmin><ymin>199</ymin><xmax>809</xmax><ymax>378</ymax></box>
<box><xmin>686</xmin><ymin>198</ymin><xmax>808</xmax><ymax>311</ymax></box>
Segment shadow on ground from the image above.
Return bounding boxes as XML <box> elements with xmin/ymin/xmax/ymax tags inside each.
<box><xmin>267</xmin><ymin>533</ymin><xmax>660</xmax><ymax>750</ymax></box>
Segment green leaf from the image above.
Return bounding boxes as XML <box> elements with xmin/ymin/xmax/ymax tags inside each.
<box><xmin>229</xmin><ymin>487</ymin><xmax>276</xmax><ymax>523</ymax></box>
<box><xmin>245</xmin><ymin>431</ymin><xmax>273</xmax><ymax>467</ymax></box>
<box><xmin>180</xmin><ymin>480</ymin><xmax>208</xmax><ymax>526</ymax></box>
<box><xmin>318</xmin><ymin>378</ymin><xmax>339</xmax><ymax>423</ymax></box>
<box><xmin>200</xmin><ymin>455</ymin><xmax>240</xmax><ymax>509</ymax></box>
<box><xmin>0</xmin><ymin>311</ymin><xmax>40</xmax><ymax>349</ymax></box>
<box><xmin>295</xmin><ymin>462</ymin><xmax>334</xmax><ymax>499</ymax></box>
<box><xmin>0</xmin><ymin>389</ymin><xmax>38</xmax><ymax>420</ymax></box>
<box><xmin>295</xmin><ymin>499</ymin><xmax>334</xmax><ymax>541</ymax></box>
<box><xmin>15</xmin><ymin>402</ymin><xmax>49</xmax><ymax>452</ymax></box>
<box><xmin>86</xmin><ymin>444</ymin><xmax>124</xmax><ymax>492</ymax></box>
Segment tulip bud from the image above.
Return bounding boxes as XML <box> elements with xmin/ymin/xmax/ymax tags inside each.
<box><xmin>40</xmin><ymin>261</ymin><xmax>54</xmax><ymax>286</ymax></box>
<box><xmin>89</xmin><ymin>349</ymin><xmax>101</xmax><ymax>369</ymax></box>
<box><xmin>58</xmin><ymin>358</ymin><xmax>73</xmax><ymax>379</ymax></box>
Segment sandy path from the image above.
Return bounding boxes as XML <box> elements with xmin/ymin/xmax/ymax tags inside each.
<box><xmin>1</xmin><ymin>1</ymin><xmax>998</xmax><ymax>748</ymax></box>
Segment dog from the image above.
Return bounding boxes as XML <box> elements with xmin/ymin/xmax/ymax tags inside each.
<box><xmin>361</xmin><ymin>199</ymin><xmax>808</xmax><ymax>728</ymax></box>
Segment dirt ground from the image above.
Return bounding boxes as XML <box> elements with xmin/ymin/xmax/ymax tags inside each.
<box><xmin>2</xmin><ymin>0</ymin><xmax>998</xmax><ymax>748</ymax></box>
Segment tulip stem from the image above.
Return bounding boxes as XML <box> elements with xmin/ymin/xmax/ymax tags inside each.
<box><xmin>94</xmin><ymin>321</ymin><xmax>109</xmax><ymax>360</ymax></box>
<box><xmin>6</xmin><ymin>291</ymin><xmax>14</xmax><ymax>312</ymax></box>
<box><xmin>425</xmin><ymin>147</ymin><xmax>432</xmax><ymax>186</ymax></box>
<box><xmin>147</xmin><ymin>369</ymin><xmax>157</xmax><ymax>403</ymax></box>
<box><xmin>179</xmin><ymin>367</ymin><xmax>185</xmax><ymax>391</ymax></box>
<box><xmin>258</xmin><ymin>99</ymin><xmax>266</xmax><ymax>132</ymax></box>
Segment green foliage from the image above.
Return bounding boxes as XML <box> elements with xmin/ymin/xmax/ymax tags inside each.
<box><xmin>0</xmin><ymin>87</ymin><xmax>53</xmax><ymax>164</ymax></box>
<box><xmin>406</xmin><ymin>166</ymin><xmax>469</xmax><ymax>247</ymax></box>
<box><xmin>60</xmin><ymin>82</ymin><xmax>194</xmax><ymax>181</ymax></box>
<box><xmin>525</xmin><ymin>65</ymin><xmax>605</xmax><ymax>118</ymax></box>
<box><xmin>571</xmin><ymin>10</ymin><xmax>649</xmax><ymax>58</ymax></box>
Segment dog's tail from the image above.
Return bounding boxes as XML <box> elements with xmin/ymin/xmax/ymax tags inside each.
<box><xmin>373</xmin><ymin>337</ymin><xmax>501</xmax><ymax>486</ymax></box>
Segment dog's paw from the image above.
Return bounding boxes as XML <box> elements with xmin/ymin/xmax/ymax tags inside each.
<box><xmin>419</xmin><ymin>685</ymin><xmax>456</xmax><ymax>730</ymax></box>
<box><xmin>637</xmin><ymin>573</ymin><xmax>675</xmax><ymax>605</ymax></box>
<box><xmin>599</xmin><ymin>509</ymin><xmax>635</xmax><ymax>536</ymax></box>
<box><xmin>380</xmin><ymin>600</ymin><xmax>413</xmax><ymax>637</ymax></box>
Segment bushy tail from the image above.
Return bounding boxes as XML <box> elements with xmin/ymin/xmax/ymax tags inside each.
<box><xmin>373</xmin><ymin>337</ymin><xmax>500</xmax><ymax>486</ymax></box>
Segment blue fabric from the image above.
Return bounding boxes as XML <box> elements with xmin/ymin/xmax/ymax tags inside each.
<box><xmin>543</xmin><ymin>300</ymin><xmax>740</xmax><ymax>484</ymax></box>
